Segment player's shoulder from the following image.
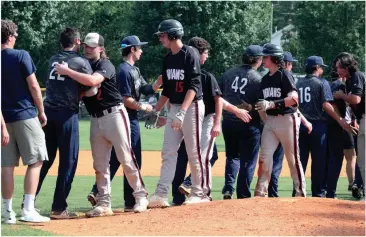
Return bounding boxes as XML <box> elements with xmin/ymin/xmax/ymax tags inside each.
<box><xmin>98</xmin><ymin>58</ymin><xmax>115</xmax><ymax>71</ymax></box>
<box><xmin>281</xmin><ymin>69</ymin><xmax>295</xmax><ymax>80</ymax></box>
<box><xmin>201</xmin><ymin>69</ymin><xmax>216</xmax><ymax>79</ymax></box>
<box><xmin>222</xmin><ymin>65</ymin><xmax>242</xmax><ymax>77</ymax></box>
<box><xmin>352</xmin><ymin>71</ymin><xmax>365</xmax><ymax>82</ymax></box>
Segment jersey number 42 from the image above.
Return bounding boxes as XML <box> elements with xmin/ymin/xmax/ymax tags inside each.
<box><xmin>231</xmin><ymin>76</ymin><xmax>248</xmax><ymax>95</ymax></box>
<box><xmin>49</xmin><ymin>62</ymin><xmax>68</xmax><ymax>81</ymax></box>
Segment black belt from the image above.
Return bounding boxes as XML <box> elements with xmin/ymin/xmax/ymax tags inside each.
<box><xmin>91</xmin><ymin>105</ymin><xmax>121</xmax><ymax>118</ymax></box>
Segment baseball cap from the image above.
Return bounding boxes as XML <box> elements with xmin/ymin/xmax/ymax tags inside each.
<box><xmin>82</xmin><ymin>33</ymin><xmax>104</xmax><ymax>47</ymax></box>
<box><xmin>245</xmin><ymin>45</ymin><xmax>264</xmax><ymax>56</ymax></box>
<box><xmin>283</xmin><ymin>51</ymin><xmax>298</xmax><ymax>62</ymax></box>
<box><xmin>120</xmin><ymin>35</ymin><xmax>148</xmax><ymax>48</ymax></box>
<box><xmin>306</xmin><ymin>56</ymin><xmax>328</xmax><ymax>67</ymax></box>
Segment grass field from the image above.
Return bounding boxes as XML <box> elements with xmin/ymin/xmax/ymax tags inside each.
<box><xmin>1</xmin><ymin>119</ymin><xmax>359</xmax><ymax>236</ymax></box>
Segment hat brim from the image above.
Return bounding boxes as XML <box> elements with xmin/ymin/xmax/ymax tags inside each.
<box><xmin>291</xmin><ymin>59</ymin><xmax>298</xmax><ymax>62</ymax></box>
<box><xmin>82</xmin><ymin>42</ymin><xmax>99</xmax><ymax>47</ymax></box>
<box><xmin>321</xmin><ymin>64</ymin><xmax>328</xmax><ymax>67</ymax></box>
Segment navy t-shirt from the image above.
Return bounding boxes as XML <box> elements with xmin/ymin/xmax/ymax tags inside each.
<box><xmin>117</xmin><ymin>61</ymin><xmax>154</xmax><ymax>120</ymax></box>
<box><xmin>201</xmin><ymin>70</ymin><xmax>222</xmax><ymax>116</ymax></box>
<box><xmin>260</xmin><ymin>69</ymin><xmax>297</xmax><ymax>115</ymax></box>
<box><xmin>1</xmin><ymin>48</ymin><xmax>37</xmax><ymax>123</ymax></box>
<box><xmin>296</xmin><ymin>75</ymin><xmax>333</xmax><ymax>121</ymax></box>
<box><xmin>44</xmin><ymin>51</ymin><xmax>93</xmax><ymax>113</ymax></box>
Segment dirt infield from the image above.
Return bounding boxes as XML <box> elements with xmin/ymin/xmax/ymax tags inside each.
<box><xmin>30</xmin><ymin>198</ymin><xmax>365</xmax><ymax>236</ymax></box>
<box><xmin>14</xmin><ymin>150</ymin><xmax>349</xmax><ymax>177</ymax></box>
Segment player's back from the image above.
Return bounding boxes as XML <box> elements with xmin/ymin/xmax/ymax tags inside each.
<box><xmin>219</xmin><ymin>65</ymin><xmax>262</xmax><ymax>121</ymax></box>
<box><xmin>44</xmin><ymin>51</ymin><xmax>92</xmax><ymax>112</ymax></box>
<box><xmin>296</xmin><ymin>75</ymin><xmax>328</xmax><ymax>121</ymax></box>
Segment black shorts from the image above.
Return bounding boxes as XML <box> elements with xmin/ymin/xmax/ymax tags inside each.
<box><xmin>343</xmin><ymin>130</ymin><xmax>355</xmax><ymax>149</ymax></box>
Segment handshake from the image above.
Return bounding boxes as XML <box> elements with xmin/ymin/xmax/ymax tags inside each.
<box><xmin>237</xmin><ymin>99</ymin><xmax>275</xmax><ymax>112</ymax></box>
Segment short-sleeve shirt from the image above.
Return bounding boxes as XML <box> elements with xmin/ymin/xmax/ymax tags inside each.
<box><xmin>330</xmin><ymin>79</ymin><xmax>347</xmax><ymax>118</ymax></box>
<box><xmin>201</xmin><ymin>70</ymin><xmax>222</xmax><ymax>116</ymax></box>
<box><xmin>117</xmin><ymin>61</ymin><xmax>154</xmax><ymax>119</ymax></box>
<box><xmin>82</xmin><ymin>58</ymin><xmax>122</xmax><ymax>115</ymax></box>
<box><xmin>260</xmin><ymin>69</ymin><xmax>297</xmax><ymax>115</ymax></box>
<box><xmin>161</xmin><ymin>45</ymin><xmax>202</xmax><ymax>104</ymax></box>
<box><xmin>296</xmin><ymin>75</ymin><xmax>333</xmax><ymax>121</ymax></box>
<box><xmin>1</xmin><ymin>48</ymin><xmax>37</xmax><ymax>123</ymax></box>
<box><xmin>218</xmin><ymin>65</ymin><xmax>262</xmax><ymax>122</ymax></box>
<box><xmin>346</xmin><ymin>71</ymin><xmax>365</xmax><ymax>119</ymax></box>
<box><xmin>44</xmin><ymin>51</ymin><xmax>93</xmax><ymax>113</ymax></box>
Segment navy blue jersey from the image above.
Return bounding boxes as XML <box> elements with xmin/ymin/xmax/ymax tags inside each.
<box><xmin>161</xmin><ymin>45</ymin><xmax>202</xmax><ymax>104</ymax></box>
<box><xmin>117</xmin><ymin>61</ymin><xmax>154</xmax><ymax>119</ymax></box>
<box><xmin>260</xmin><ymin>69</ymin><xmax>297</xmax><ymax>115</ymax></box>
<box><xmin>218</xmin><ymin>65</ymin><xmax>262</xmax><ymax>122</ymax></box>
<box><xmin>296</xmin><ymin>75</ymin><xmax>333</xmax><ymax>121</ymax></box>
<box><xmin>201</xmin><ymin>70</ymin><xmax>222</xmax><ymax>116</ymax></box>
<box><xmin>346</xmin><ymin>71</ymin><xmax>365</xmax><ymax>119</ymax></box>
<box><xmin>1</xmin><ymin>48</ymin><xmax>37</xmax><ymax>123</ymax></box>
<box><xmin>44</xmin><ymin>51</ymin><xmax>93</xmax><ymax>113</ymax></box>
<box><xmin>82</xmin><ymin>58</ymin><xmax>122</xmax><ymax>115</ymax></box>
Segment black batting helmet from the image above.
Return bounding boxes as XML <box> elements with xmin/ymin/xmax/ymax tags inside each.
<box><xmin>262</xmin><ymin>43</ymin><xmax>283</xmax><ymax>56</ymax></box>
<box><xmin>155</xmin><ymin>19</ymin><xmax>184</xmax><ymax>40</ymax></box>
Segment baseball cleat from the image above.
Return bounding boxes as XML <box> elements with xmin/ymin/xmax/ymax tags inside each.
<box><xmin>50</xmin><ymin>210</ymin><xmax>78</xmax><ymax>219</ymax></box>
<box><xmin>19</xmin><ymin>209</ymin><xmax>50</xmax><ymax>223</ymax></box>
<box><xmin>87</xmin><ymin>192</ymin><xmax>97</xmax><ymax>207</ymax></box>
<box><xmin>223</xmin><ymin>191</ymin><xmax>233</xmax><ymax>200</ymax></box>
<box><xmin>133</xmin><ymin>197</ymin><xmax>149</xmax><ymax>213</ymax></box>
<box><xmin>3</xmin><ymin>210</ymin><xmax>16</xmax><ymax>224</ymax></box>
<box><xmin>124</xmin><ymin>206</ymin><xmax>135</xmax><ymax>213</ymax></box>
<box><xmin>183</xmin><ymin>195</ymin><xmax>210</xmax><ymax>205</ymax></box>
<box><xmin>352</xmin><ymin>184</ymin><xmax>362</xmax><ymax>199</ymax></box>
<box><xmin>85</xmin><ymin>206</ymin><xmax>114</xmax><ymax>218</ymax></box>
<box><xmin>178</xmin><ymin>183</ymin><xmax>191</xmax><ymax>196</ymax></box>
<box><xmin>148</xmin><ymin>194</ymin><xmax>170</xmax><ymax>208</ymax></box>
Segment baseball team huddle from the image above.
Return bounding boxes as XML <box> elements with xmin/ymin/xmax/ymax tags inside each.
<box><xmin>1</xmin><ymin>18</ymin><xmax>365</xmax><ymax>224</ymax></box>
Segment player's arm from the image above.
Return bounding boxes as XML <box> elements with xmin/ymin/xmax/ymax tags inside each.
<box><xmin>55</xmin><ymin>62</ymin><xmax>104</xmax><ymax>86</ymax></box>
<box><xmin>124</xmin><ymin>96</ymin><xmax>152</xmax><ymax>112</ymax></box>
<box><xmin>26</xmin><ymin>73</ymin><xmax>47</xmax><ymax>127</ymax></box>
<box><xmin>1</xmin><ymin>111</ymin><xmax>9</xmax><ymax>146</ymax></box>
<box><xmin>221</xmin><ymin>98</ymin><xmax>252</xmax><ymax>123</ymax></box>
<box><xmin>323</xmin><ymin>101</ymin><xmax>354</xmax><ymax>134</ymax></box>
<box><xmin>140</xmin><ymin>75</ymin><xmax>163</xmax><ymax>95</ymax></box>
<box><xmin>298</xmin><ymin>110</ymin><xmax>312</xmax><ymax>134</ymax></box>
<box><xmin>333</xmin><ymin>73</ymin><xmax>363</xmax><ymax>105</ymax></box>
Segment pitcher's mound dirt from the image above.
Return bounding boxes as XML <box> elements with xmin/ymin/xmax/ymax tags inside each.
<box><xmin>31</xmin><ymin>198</ymin><xmax>365</xmax><ymax>236</ymax></box>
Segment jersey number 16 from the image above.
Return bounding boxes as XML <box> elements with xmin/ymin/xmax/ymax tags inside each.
<box><xmin>231</xmin><ymin>76</ymin><xmax>248</xmax><ymax>95</ymax></box>
<box><xmin>299</xmin><ymin>87</ymin><xmax>311</xmax><ymax>103</ymax></box>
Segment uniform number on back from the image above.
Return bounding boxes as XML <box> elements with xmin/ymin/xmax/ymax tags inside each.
<box><xmin>231</xmin><ymin>77</ymin><xmax>248</xmax><ymax>95</ymax></box>
<box><xmin>49</xmin><ymin>62</ymin><xmax>68</xmax><ymax>81</ymax></box>
<box><xmin>299</xmin><ymin>87</ymin><xmax>311</xmax><ymax>103</ymax></box>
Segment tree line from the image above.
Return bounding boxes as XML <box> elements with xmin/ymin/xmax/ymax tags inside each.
<box><xmin>1</xmin><ymin>1</ymin><xmax>364</xmax><ymax>86</ymax></box>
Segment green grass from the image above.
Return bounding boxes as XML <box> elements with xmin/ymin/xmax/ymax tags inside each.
<box><xmin>79</xmin><ymin>119</ymin><xmax>226</xmax><ymax>151</ymax></box>
<box><xmin>1</xmin><ymin>176</ymin><xmax>357</xmax><ymax>236</ymax></box>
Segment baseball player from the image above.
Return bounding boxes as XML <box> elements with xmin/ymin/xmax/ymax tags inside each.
<box><xmin>86</xmin><ymin>35</ymin><xmax>162</xmax><ymax>212</ymax></box>
<box><xmin>218</xmin><ymin>45</ymin><xmax>284</xmax><ymax>199</ymax></box>
<box><xmin>330</xmin><ymin>52</ymin><xmax>364</xmax><ymax>198</ymax></box>
<box><xmin>55</xmin><ymin>32</ymin><xmax>148</xmax><ymax>215</ymax></box>
<box><xmin>1</xmin><ymin>20</ymin><xmax>50</xmax><ymax>223</ymax></box>
<box><xmin>144</xmin><ymin>19</ymin><xmax>209</xmax><ymax>207</ymax></box>
<box><xmin>283</xmin><ymin>51</ymin><xmax>299</xmax><ymax>84</ymax></box>
<box><xmin>36</xmin><ymin>28</ymin><xmax>93</xmax><ymax>219</ymax></box>
<box><xmin>295</xmin><ymin>56</ymin><xmax>348</xmax><ymax>197</ymax></box>
<box><xmin>253</xmin><ymin>43</ymin><xmax>306</xmax><ymax>197</ymax></box>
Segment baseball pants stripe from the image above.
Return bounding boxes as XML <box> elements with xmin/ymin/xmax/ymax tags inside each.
<box><xmin>194</xmin><ymin>102</ymin><xmax>205</xmax><ymax>191</ymax></box>
<box><xmin>291</xmin><ymin>114</ymin><xmax>305</xmax><ymax>197</ymax></box>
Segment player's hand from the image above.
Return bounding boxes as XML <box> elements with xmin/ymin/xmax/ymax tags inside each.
<box><xmin>304</xmin><ymin>121</ymin><xmax>313</xmax><ymax>134</ymax></box>
<box><xmin>54</xmin><ymin>62</ymin><xmax>70</xmax><ymax>76</ymax></box>
<box><xmin>171</xmin><ymin>109</ymin><xmax>186</xmax><ymax>131</ymax></box>
<box><xmin>237</xmin><ymin>100</ymin><xmax>252</xmax><ymax>111</ymax></box>
<box><xmin>234</xmin><ymin>108</ymin><xmax>252</xmax><ymax>123</ymax></box>
<box><xmin>38</xmin><ymin>112</ymin><xmax>47</xmax><ymax>127</ymax></box>
<box><xmin>333</xmin><ymin>90</ymin><xmax>345</xmax><ymax>99</ymax></box>
<box><xmin>210</xmin><ymin>123</ymin><xmax>221</xmax><ymax>137</ymax></box>
<box><xmin>83</xmin><ymin>85</ymin><xmax>99</xmax><ymax>97</ymax></box>
<box><xmin>2</xmin><ymin>127</ymin><xmax>9</xmax><ymax>147</ymax></box>
<box><xmin>338</xmin><ymin>118</ymin><xmax>355</xmax><ymax>135</ymax></box>
<box><xmin>140</xmin><ymin>103</ymin><xmax>153</xmax><ymax>113</ymax></box>
<box><xmin>351</xmin><ymin>120</ymin><xmax>359</xmax><ymax>134</ymax></box>
<box><xmin>156</xmin><ymin>116</ymin><xmax>167</xmax><ymax>128</ymax></box>
<box><xmin>255</xmin><ymin>100</ymin><xmax>275</xmax><ymax>112</ymax></box>
<box><xmin>145</xmin><ymin>110</ymin><xmax>160</xmax><ymax>129</ymax></box>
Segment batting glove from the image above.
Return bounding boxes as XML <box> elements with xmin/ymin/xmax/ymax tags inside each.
<box><xmin>145</xmin><ymin>110</ymin><xmax>160</xmax><ymax>129</ymax></box>
<box><xmin>255</xmin><ymin>100</ymin><xmax>275</xmax><ymax>112</ymax></box>
<box><xmin>171</xmin><ymin>109</ymin><xmax>186</xmax><ymax>131</ymax></box>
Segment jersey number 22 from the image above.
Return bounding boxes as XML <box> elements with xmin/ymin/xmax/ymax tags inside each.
<box><xmin>231</xmin><ymin>76</ymin><xmax>248</xmax><ymax>94</ymax></box>
<box><xmin>49</xmin><ymin>62</ymin><xmax>68</xmax><ymax>81</ymax></box>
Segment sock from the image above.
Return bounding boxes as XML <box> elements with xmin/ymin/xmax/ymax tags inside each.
<box><xmin>3</xmin><ymin>198</ymin><xmax>13</xmax><ymax>212</ymax></box>
<box><xmin>23</xmin><ymin>194</ymin><xmax>35</xmax><ymax>212</ymax></box>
